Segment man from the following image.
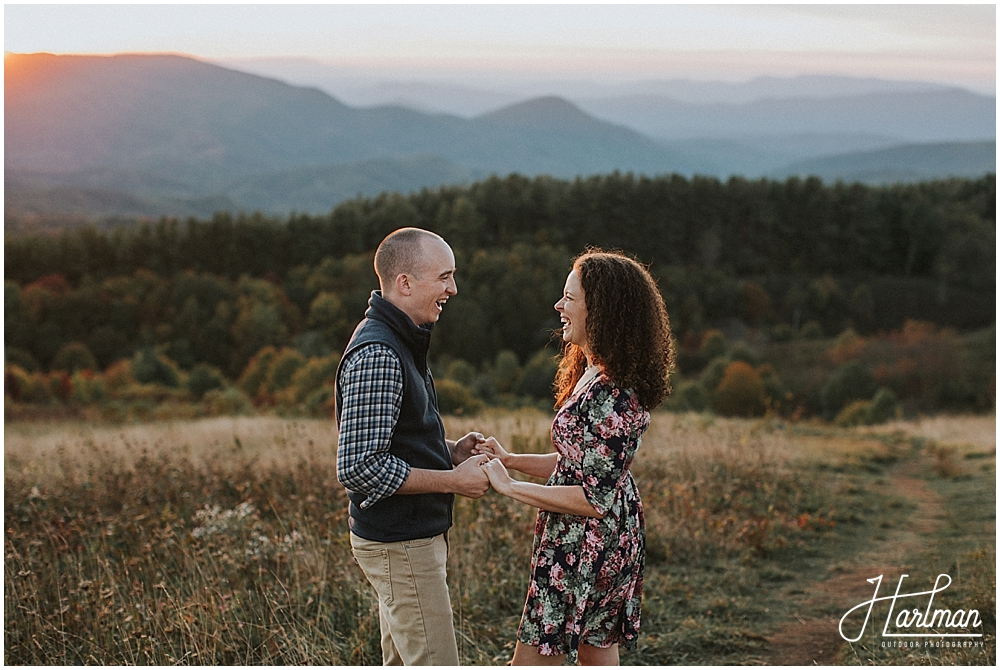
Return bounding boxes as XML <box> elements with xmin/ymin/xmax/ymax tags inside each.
<box><xmin>335</xmin><ymin>227</ymin><xmax>490</xmax><ymax>665</ymax></box>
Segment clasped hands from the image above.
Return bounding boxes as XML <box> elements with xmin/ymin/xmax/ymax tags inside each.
<box><xmin>451</xmin><ymin>432</ymin><xmax>513</xmax><ymax>498</ymax></box>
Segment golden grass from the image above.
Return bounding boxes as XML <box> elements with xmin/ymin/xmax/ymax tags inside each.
<box><xmin>4</xmin><ymin>417</ymin><xmax>339</xmax><ymax>482</ymax></box>
<box><xmin>869</xmin><ymin>414</ymin><xmax>997</xmax><ymax>452</ymax></box>
<box><xmin>4</xmin><ymin>410</ymin><xmax>994</xmax><ymax>665</ymax></box>
<box><xmin>9</xmin><ymin>411</ymin><xmax>993</xmax><ymax>484</ymax></box>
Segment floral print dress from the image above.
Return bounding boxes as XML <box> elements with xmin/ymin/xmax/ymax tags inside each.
<box><xmin>517</xmin><ymin>374</ymin><xmax>649</xmax><ymax>656</ymax></box>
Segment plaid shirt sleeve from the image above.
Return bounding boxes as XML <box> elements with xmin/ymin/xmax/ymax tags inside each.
<box><xmin>336</xmin><ymin>343</ymin><xmax>411</xmax><ymax>509</ymax></box>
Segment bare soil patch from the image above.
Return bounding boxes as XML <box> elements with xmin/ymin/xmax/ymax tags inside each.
<box><xmin>760</xmin><ymin>451</ymin><xmax>948</xmax><ymax>665</ymax></box>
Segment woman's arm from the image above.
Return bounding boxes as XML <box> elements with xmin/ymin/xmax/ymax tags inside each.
<box><xmin>480</xmin><ymin>459</ymin><xmax>604</xmax><ymax>518</ymax></box>
<box><xmin>472</xmin><ymin>437</ymin><xmax>558</xmax><ymax>479</ymax></box>
<box><xmin>506</xmin><ymin>452</ymin><xmax>559</xmax><ymax>479</ymax></box>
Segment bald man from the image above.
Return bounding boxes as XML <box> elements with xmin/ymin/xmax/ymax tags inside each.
<box><xmin>335</xmin><ymin>227</ymin><xmax>490</xmax><ymax>665</ymax></box>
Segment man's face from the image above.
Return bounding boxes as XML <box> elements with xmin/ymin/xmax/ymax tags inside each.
<box><xmin>403</xmin><ymin>237</ymin><xmax>457</xmax><ymax>325</ymax></box>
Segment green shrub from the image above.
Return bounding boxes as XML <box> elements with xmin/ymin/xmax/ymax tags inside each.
<box><xmin>758</xmin><ymin>364</ymin><xmax>786</xmax><ymax>407</ymax></box>
<box><xmin>4</xmin><ymin>347</ymin><xmax>40</xmax><ymax>372</ymax></box>
<box><xmin>471</xmin><ymin>374</ymin><xmax>498</xmax><ymax>403</ymax></box>
<box><xmin>435</xmin><ymin>378</ymin><xmax>484</xmax><ymax>416</ymax></box>
<box><xmin>237</xmin><ymin>346</ymin><xmax>279</xmax><ymax>396</ymax></box>
<box><xmin>445</xmin><ymin>359</ymin><xmax>477</xmax><ymax>386</ymax></box>
<box><xmin>491</xmin><ymin>350</ymin><xmax>522</xmax><ymax>394</ymax></box>
<box><xmin>699</xmin><ymin>330</ymin><xmax>727</xmax><ymax>362</ymax></box>
<box><xmin>712</xmin><ymin>361</ymin><xmax>767</xmax><ymax>417</ymax></box>
<box><xmin>50</xmin><ymin>372</ymin><xmax>73</xmax><ymax>401</ymax></box>
<box><xmin>102</xmin><ymin>359</ymin><xmax>134</xmax><ymax>394</ymax></box>
<box><xmin>51</xmin><ymin>342</ymin><xmax>98</xmax><ymax>373</ymax></box>
<box><xmin>866</xmin><ymin>387</ymin><xmax>899</xmax><ymax>424</ymax></box>
<box><xmin>289</xmin><ymin>353</ymin><xmax>341</xmax><ymax>403</ymax></box>
<box><xmin>293</xmin><ymin>330</ymin><xmax>332</xmax><ymax>359</ymax></box>
<box><xmin>116</xmin><ymin>383</ymin><xmax>189</xmax><ymax>404</ymax></box>
<box><xmin>834</xmin><ymin>400</ymin><xmax>871</xmax><ymax>427</ymax></box>
<box><xmin>672</xmin><ymin>380</ymin><xmax>709</xmax><ymax>412</ymax></box>
<box><xmin>4</xmin><ymin>365</ymin><xmax>32</xmax><ymax>401</ymax></box>
<box><xmin>165</xmin><ymin>339</ymin><xmax>196</xmax><ymax>369</ymax></box>
<box><xmin>70</xmin><ymin>370</ymin><xmax>105</xmax><ymax>404</ymax></box>
<box><xmin>700</xmin><ymin>356</ymin><xmax>731</xmax><ymax>393</ymax></box>
<box><xmin>203</xmin><ymin>387</ymin><xmax>253</xmax><ymax>416</ymax></box>
<box><xmin>769</xmin><ymin>323</ymin><xmax>795</xmax><ymax>343</ymax></box>
<box><xmin>21</xmin><ymin>370</ymin><xmax>53</xmax><ymax>403</ymax></box>
<box><xmin>308</xmin><ymin>291</ymin><xmax>344</xmax><ymax>332</ymax></box>
<box><xmin>729</xmin><ymin>343</ymin><xmax>761</xmax><ymax>366</ymax></box>
<box><xmin>131</xmin><ymin>348</ymin><xmax>180</xmax><ymax>387</ymax></box>
<box><xmin>515</xmin><ymin>350</ymin><xmax>558</xmax><ymax>400</ymax></box>
<box><xmin>820</xmin><ymin>361</ymin><xmax>877</xmax><ymax>418</ymax></box>
<box><xmin>800</xmin><ymin>320</ymin><xmax>825</xmax><ymax>340</ymax></box>
<box><xmin>186</xmin><ymin>364</ymin><xmax>226</xmax><ymax>399</ymax></box>
<box><xmin>304</xmin><ymin>386</ymin><xmax>335</xmax><ymax>418</ymax></box>
<box><xmin>266</xmin><ymin>349</ymin><xmax>306</xmax><ymax>393</ymax></box>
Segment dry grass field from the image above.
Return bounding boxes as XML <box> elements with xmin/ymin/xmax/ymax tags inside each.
<box><xmin>5</xmin><ymin>410</ymin><xmax>995</xmax><ymax>665</ymax></box>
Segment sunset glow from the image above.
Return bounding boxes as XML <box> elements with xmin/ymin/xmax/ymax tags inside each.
<box><xmin>4</xmin><ymin>4</ymin><xmax>996</xmax><ymax>93</ymax></box>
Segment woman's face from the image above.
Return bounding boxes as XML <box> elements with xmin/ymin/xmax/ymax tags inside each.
<box><xmin>555</xmin><ymin>268</ymin><xmax>588</xmax><ymax>348</ymax></box>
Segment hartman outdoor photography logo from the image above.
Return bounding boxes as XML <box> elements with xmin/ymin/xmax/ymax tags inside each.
<box><xmin>840</xmin><ymin>573</ymin><xmax>986</xmax><ymax>650</ymax></box>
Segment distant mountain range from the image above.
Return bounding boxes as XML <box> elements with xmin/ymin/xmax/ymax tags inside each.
<box><xmin>576</xmin><ymin>89</ymin><xmax>994</xmax><ymax>142</ymax></box>
<box><xmin>783</xmin><ymin>141</ymin><xmax>997</xmax><ymax>184</ymax></box>
<box><xmin>5</xmin><ymin>53</ymin><xmax>995</xmax><ymax>222</ymax></box>
<box><xmin>216</xmin><ymin>58</ymin><xmax>989</xmax><ymax>112</ymax></box>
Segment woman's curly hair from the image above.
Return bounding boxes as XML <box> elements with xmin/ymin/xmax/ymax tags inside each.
<box><xmin>554</xmin><ymin>249</ymin><xmax>676</xmax><ymax>410</ymax></box>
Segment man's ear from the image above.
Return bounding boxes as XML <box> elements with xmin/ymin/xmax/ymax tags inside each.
<box><xmin>395</xmin><ymin>273</ymin><xmax>412</xmax><ymax>296</ymax></box>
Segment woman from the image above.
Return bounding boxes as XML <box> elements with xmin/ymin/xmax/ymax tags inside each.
<box><xmin>475</xmin><ymin>249</ymin><xmax>675</xmax><ymax>665</ymax></box>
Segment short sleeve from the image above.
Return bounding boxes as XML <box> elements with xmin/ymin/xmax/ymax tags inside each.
<box><xmin>577</xmin><ymin>383</ymin><xmax>637</xmax><ymax>517</ymax></box>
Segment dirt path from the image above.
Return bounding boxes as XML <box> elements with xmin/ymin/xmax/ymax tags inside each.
<box><xmin>760</xmin><ymin>454</ymin><xmax>948</xmax><ymax>665</ymax></box>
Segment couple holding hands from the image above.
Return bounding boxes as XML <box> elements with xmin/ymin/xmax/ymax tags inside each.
<box><xmin>335</xmin><ymin>227</ymin><xmax>674</xmax><ymax>665</ymax></box>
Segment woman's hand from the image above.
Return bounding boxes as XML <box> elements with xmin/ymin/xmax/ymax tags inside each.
<box><xmin>479</xmin><ymin>458</ymin><xmax>514</xmax><ymax>495</ymax></box>
<box><xmin>471</xmin><ymin>436</ymin><xmax>511</xmax><ymax>466</ymax></box>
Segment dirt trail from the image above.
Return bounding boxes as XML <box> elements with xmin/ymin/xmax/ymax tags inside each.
<box><xmin>760</xmin><ymin>455</ymin><xmax>948</xmax><ymax>665</ymax></box>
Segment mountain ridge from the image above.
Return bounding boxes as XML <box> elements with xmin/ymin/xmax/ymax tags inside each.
<box><xmin>782</xmin><ymin>141</ymin><xmax>996</xmax><ymax>184</ymax></box>
<box><xmin>4</xmin><ymin>52</ymin><xmax>996</xmax><ymax>221</ymax></box>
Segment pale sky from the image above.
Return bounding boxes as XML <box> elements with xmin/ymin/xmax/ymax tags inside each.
<box><xmin>3</xmin><ymin>3</ymin><xmax>996</xmax><ymax>92</ymax></box>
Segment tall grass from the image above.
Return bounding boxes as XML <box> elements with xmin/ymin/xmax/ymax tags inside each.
<box><xmin>5</xmin><ymin>411</ymin><xmax>994</xmax><ymax>664</ymax></box>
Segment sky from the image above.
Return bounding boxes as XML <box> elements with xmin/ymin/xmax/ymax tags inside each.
<box><xmin>3</xmin><ymin>3</ymin><xmax>996</xmax><ymax>93</ymax></box>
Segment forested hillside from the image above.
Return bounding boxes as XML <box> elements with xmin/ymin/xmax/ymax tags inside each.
<box><xmin>5</xmin><ymin>172</ymin><xmax>995</xmax><ymax>418</ymax></box>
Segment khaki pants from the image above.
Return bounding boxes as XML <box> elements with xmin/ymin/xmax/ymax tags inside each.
<box><xmin>350</xmin><ymin>532</ymin><xmax>459</xmax><ymax>666</ymax></box>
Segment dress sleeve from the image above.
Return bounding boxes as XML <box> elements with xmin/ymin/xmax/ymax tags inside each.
<box><xmin>577</xmin><ymin>382</ymin><xmax>636</xmax><ymax>517</ymax></box>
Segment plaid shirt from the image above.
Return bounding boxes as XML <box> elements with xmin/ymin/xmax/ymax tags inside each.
<box><xmin>336</xmin><ymin>343</ymin><xmax>411</xmax><ymax>509</ymax></box>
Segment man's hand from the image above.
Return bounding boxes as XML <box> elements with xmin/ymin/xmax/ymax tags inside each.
<box><xmin>450</xmin><ymin>431</ymin><xmax>486</xmax><ymax>465</ymax></box>
<box><xmin>472</xmin><ymin>436</ymin><xmax>511</xmax><ymax>467</ymax></box>
<box><xmin>450</xmin><ymin>454</ymin><xmax>491</xmax><ymax>498</ymax></box>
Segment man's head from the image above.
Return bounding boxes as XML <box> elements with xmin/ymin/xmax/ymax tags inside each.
<box><xmin>374</xmin><ymin>228</ymin><xmax>457</xmax><ymax>326</ymax></box>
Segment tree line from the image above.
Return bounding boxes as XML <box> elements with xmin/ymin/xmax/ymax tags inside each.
<box><xmin>4</xmin><ymin>171</ymin><xmax>995</xmax><ymax>417</ymax></box>
<box><xmin>6</xmin><ymin>173</ymin><xmax>994</xmax><ymax>291</ymax></box>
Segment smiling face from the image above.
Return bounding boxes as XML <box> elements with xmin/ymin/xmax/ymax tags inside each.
<box><xmin>396</xmin><ymin>236</ymin><xmax>457</xmax><ymax>325</ymax></box>
<box><xmin>555</xmin><ymin>268</ymin><xmax>588</xmax><ymax>349</ymax></box>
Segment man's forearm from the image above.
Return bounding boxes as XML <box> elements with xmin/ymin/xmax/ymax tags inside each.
<box><xmin>396</xmin><ymin>467</ymin><xmax>458</xmax><ymax>495</ymax></box>
<box><xmin>396</xmin><ymin>458</ymin><xmax>490</xmax><ymax>499</ymax></box>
